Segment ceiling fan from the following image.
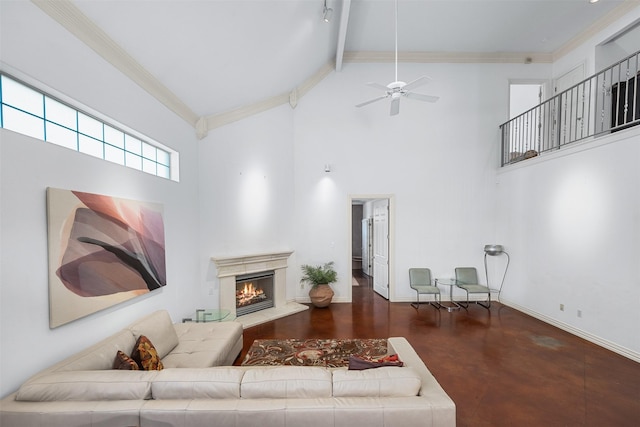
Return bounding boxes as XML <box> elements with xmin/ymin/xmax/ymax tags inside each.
<box><xmin>355</xmin><ymin>0</ymin><xmax>439</xmax><ymax>116</ymax></box>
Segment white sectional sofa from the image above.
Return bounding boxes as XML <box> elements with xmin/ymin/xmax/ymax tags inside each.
<box><xmin>0</xmin><ymin>310</ymin><xmax>456</xmax><ymax>427</ymax></box>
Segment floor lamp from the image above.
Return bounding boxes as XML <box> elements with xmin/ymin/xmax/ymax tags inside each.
<box><xmin>484</xmin><ymin>244</ymin><xmax>510</xmax><ymax>302</ymax></box>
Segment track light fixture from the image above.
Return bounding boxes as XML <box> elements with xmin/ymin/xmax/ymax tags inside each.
<box><xmin>323</xmin><ymin>0</ymin><xmax>333</xmax><ymax>23</ymax></box>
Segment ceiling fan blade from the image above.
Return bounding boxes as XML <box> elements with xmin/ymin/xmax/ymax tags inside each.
<box><xmin>402</xmin><ymin>76</ymin><xmax>431</xmax><ymax>92</ymax></box>
<box><xmin>405</xmin><ymin>92</ymin><xmax>439</xmax><ymax>103</ymax></box>
<box><xmin>390</xmin><ymin>98</ymin><xmax>400</xmax><ymax>116</ymax></box>
<box><xmin>365</xmin><ymin>82</ymin><xmax>390</xmax><ymax>92</ymax></box>
<box><xmin>356</xmin><ymin>95</ymin><xmax>388</xmax><ymax>108</ymax></box>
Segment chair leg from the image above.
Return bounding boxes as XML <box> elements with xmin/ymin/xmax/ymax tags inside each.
<box><xmin>477</xmin><ymin>292</ymin><xmax>491</xmax><ymax>309</ymax></box>
<box><xmin>412</xmin><ymin>292</ymin><xmax>441</xmax><ymax>310</ymax></box>
<box><xmin>411</xmin><ymin>290</ymin><xmax>420</xmax><ymax>309</ymax></box>
<box><xmin>457</xmin><ymin>289</ymin><xmax>470</xmax><ymax>309</ymax></box>
<box><xmin>459</xmin><ymin>290</ymin><xmax>491</xmax><ymax>309</ymax></box>
<box><xmin>431</xmin><ymin>293</ymin><xmax>442</xmax><ymax>310</ymax></box>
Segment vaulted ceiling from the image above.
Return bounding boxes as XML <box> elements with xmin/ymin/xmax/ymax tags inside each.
<box><xmin>27</xmin><ymin>0</ymin><xmax>637</xmax><ymax>135</ymax></box>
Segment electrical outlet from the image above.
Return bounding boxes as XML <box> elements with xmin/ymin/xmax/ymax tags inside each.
<box><xmin>560</xmin><ymin>304</ymin><xmax>564</xmax><ymax>311</ymax></box>
<box><xmin>577</xmin><ymin>309</ymin><xmax>582</xmax><ymax>318</ymax></box>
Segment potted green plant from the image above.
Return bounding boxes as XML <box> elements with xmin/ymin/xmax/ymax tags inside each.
<box><xmin>300</xmin><ymin>262</ymin><xmax>337</xmax><ymax>308</ymax></box>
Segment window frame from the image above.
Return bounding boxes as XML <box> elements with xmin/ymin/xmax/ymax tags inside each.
<box><xmin>0</xmin><ymin>70</ymin><xmax>179</xmax><ymax>182</ymax></box>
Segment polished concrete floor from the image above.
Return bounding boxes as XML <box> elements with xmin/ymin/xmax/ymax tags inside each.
<box><xmin>236</xmin><ymin>271</ymin><xmax>640</xmax><ymax>426</ymax></box>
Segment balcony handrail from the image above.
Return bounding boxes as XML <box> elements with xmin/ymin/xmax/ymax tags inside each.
<box><xmin>499</xmin><ymin>49</ymin><xmax>639</xmax><ymax>167</ymax></box>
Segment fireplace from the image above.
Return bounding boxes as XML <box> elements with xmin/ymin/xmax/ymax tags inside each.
<box><xmin>236</xmin><ymin>271</ymin><xmax>274</xmax><ymax>316</ymax></box>
<box><xmin>212</xmin><ymin>251</ymin><xmax>292</xmax><ymax>319</ymax></box>
<box><xmin>212</xmin><ymin>251</ymin><xmax>308</xmax><ymax>327</ymax></box>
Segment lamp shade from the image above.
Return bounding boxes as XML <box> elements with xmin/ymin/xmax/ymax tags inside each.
<box><xmin>484</xmin><ymin>244</ymin><xmax>504</xmax><ymax>256</ymax></box>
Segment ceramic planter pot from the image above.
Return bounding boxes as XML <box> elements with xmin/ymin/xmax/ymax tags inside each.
<box><xmin>309</xmin><ymin>284</ymin><xmax>334</xmax><ymax>308</ymax></box>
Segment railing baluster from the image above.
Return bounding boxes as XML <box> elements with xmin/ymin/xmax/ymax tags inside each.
<box><xmin>624</xmin><ymin>60</ymin><xmax>630</xmax><ymax>125</ymax></box>
<box><xmin>600</xmin><ymin>72</ymin><xmax>606</xmax><ymax>133</ymax></box>
<box><xmin>633</xmin><ymin>53</ymin><xmax>638</xmax><ymax>124</ymax></box>
<box><xmin>615</xmin><ymin>63</ymin><xmax>622</xmax><ymax>127</ymax></box>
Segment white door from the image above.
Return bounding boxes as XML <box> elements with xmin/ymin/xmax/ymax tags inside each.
<box><xmin>554</xmin><ymin>63</ymin><xmax>584</xmax><ymax>94</ymax></box>
<box><xmin>361</xmin><ymin>218</ymin><xmax>372</xmax><ymax>276</ymax></box>
<box><xmin>554</xmin><ymin>63</ymin><xmax>586</xmax><ymax>143</ymax></box>
<box><xmin>372</xmin><ymin>199</ymin><xmax>389</xmax><ymax>299</ymax></box>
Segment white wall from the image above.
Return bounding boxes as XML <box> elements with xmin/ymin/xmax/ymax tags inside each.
<box><xmin>291</xmin><ymin>61</ymin><xmax>551</xmax><ymax>303</ymax></box>
<box><xmin>553</xmin><ymin>7</ymin><xmax>640</xmax><ymax>79</ymax></box>
<box><xmin>495</xmin><ymin>129</ymin><xmax>640</xmax><ymax>357</ymax></box>
<box><xmin>194</xmin><ymin>59</ymin><xmax>554</xmax><ymax>307</ymax></box>
<box><xmin>0</xmin><ymin>2</ymin><xmax>200</xmax><ymax>397</ymax></box>
<box><xmin>595</xmin><ymin>21</ymin><xmax>640</xmax><ymax>71</ymax></box>
<box><xmin>198</xmin><ymin>105</ymin><xmax>296</xmax><ymax>303</ymax></box>
<box><xmin>497</xmin><ymin>7</ymin><xmax>640</xmax><ymax>359</ymax></box>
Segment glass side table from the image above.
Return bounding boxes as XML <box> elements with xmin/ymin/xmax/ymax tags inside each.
<box><xmin>182</xmin><ymin>309</ymin><xmax>234</xmax><ymax>323</ymax></box>
<box><xmin>435</xmin><ymin>279</ymin><xmax>462</xmax><ymax>312</ymax></box>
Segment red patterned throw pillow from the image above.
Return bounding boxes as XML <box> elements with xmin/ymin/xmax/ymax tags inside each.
<box><xmin>113</xmin><ymin>350</ymin><xmax>140</xmax><ymax>370</ymax></box>
<box><xmin>131</xmin><ymin>335</ymin><xmax>164</xmax><ymax>371</ymax></box>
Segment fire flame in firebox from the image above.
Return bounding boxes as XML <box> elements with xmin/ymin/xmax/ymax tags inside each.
<box><xmin>236</xmin><ymin>282</ymin><xmax>266</xmax><ymax>307</ymax></box>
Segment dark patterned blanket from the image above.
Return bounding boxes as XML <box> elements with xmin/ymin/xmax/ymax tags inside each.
<box><xmin>241</xmin><ymin>338</ymin><xmax>388</xmax><ymax>367</ymax></box>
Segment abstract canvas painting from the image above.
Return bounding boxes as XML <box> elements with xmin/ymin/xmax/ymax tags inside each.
<box><xmin>47</xmin><ymin>188</ymin><xmax>166</xmax><ymax>328</ymax></box>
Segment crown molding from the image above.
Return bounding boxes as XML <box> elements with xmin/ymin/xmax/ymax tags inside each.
<box><xmin>200</xmin><ymin>61</ymin><xmax>335</xmax><ymax>135</ymax></box>
<box><xmin>552</xmin><ymin>1</ymin><xmax>640</xmax><ymax>61</ymax></box>
<box><xmin>343</xmin><ymin>51</ymin><xmax>553</xmax><ymax>64</ymax></box>
<box><xmin>31</xmin><ymin>0</ymin><xmax>199</xmax><ymax>127</ymax></box>
<box><xmin>297</xmin><ymin>61</ymin><xmax>335</xmax><ymax>98</ymax></box>
<box><xmin>204</xmin><ymin>92</ymin><xmax>290</xmax><ymax>132</ymax></box>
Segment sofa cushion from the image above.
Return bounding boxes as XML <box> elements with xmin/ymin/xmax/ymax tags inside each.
<box><xmin>164</xmin><ymin>321</ymin><xmax>243</xmax><ymax>368</ymax></box>
<box><xmin>16</xmin><ymin>370</ymin><xmax>157</xmax><ymax>401</ymax></box>
<box><xmin>151</xmin><ymin>368</ymin><xmax>244</xmax><ymax>399</ymax></box>
<box><xmin>332</xmin><ymin>367</ymin><xmax>421</xmax><ymax>397</ymax></box>
<box><xmin>241</xmin><ymin>367</ymin><xmax>332</xmax><ymax>398</ymax></box>
<box><xmin>132</xmin><ymin>336</ymin><xmax>164</xmax><ymax>371</ymax></box>
<box><xmin>127</xmin><ymin>310</ymin><xmax>179</xmax><ymax>359</ymax></box>
<box><xmin>113</xmin><ymin>350</ymin><xmax>140</xmax><ymax>370</ymax></box>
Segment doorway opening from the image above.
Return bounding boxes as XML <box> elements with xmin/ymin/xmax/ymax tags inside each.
<box><xmin>349</xmin><ymin>195</ymin><xmax>395</xmax><ymax>302</ymax></box>
<box><xmin>509</xmin><ymin>82</ymin><xmax>545</xmax><ymax>119</ymax></box>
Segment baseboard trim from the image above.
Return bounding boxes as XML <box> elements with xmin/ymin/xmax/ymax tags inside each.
<box><xmin>500</xmin><ymin>299</ymin><xmax>640</xmax><ymax>363</ymax></box>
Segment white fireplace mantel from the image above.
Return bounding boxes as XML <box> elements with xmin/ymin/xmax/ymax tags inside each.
<box><xmin>212</xmin><ymin>251</ymin><xmax>305</xmax><ymax>326</ymax></box>
<box><xmin>211</xmin><ymin>251</ymin><xmax>294</xmax><ymax>278</ymax></box>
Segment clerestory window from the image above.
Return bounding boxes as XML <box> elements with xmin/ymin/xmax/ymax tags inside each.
<box><xmin>0</xmin><ymin>73</ymin><xmax>177</xmax><ymax>180</ymax></box>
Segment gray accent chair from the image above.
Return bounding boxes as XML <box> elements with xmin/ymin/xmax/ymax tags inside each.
<box><xmin>454</xmin><ymin>267</ymin><xmax>491</xmax><ymax>309</ymax></box>
<box><xmin>409</xmin><ymin>268</ymin><xmax>441</xmax><ymax>309</ymax></box>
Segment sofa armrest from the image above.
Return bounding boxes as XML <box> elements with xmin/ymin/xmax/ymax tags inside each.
<box><xmin>387</xmin><ymin>337</ymin><xmax>456</xmax><ymax>423</ymax></box>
